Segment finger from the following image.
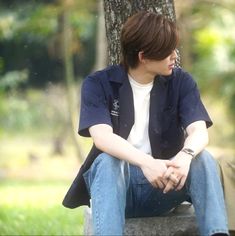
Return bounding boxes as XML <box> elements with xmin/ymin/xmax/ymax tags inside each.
<box><xmin>163</xmin><ymin>167</ymin><xmax>173</xmax><ymax>180</ymax></box>
<box><xmin>150</xmin><ymin>179</ymin><xmax>164</xmax><ymax>189</ymax></box>
<box><xmin>169</xmin><ymin>173</ymin><xmax>179</xmax><ymax>185</ymax></box>
<box><xmin>150</xmin><ymin>181</ymin><xmax>159</xmax><ymax>189</ymax></box>
<box><xmin>163</xmin><ymin>180</ymin><xmax>174</xmax><ymax>194</ymax></box>
<box><xmin>176</xmin><ymin>175</ymin><xmax>187</xmax><ymax>191</ymax></box>
<box><xmin>161</xmin><ymin>177</ymin><xmax>168</xmax><ymax>187</ymax></box>
<box><xmin>156</xmin><ymin>179</ymin><xmax>165</xmax><ymax>189</ymax></box>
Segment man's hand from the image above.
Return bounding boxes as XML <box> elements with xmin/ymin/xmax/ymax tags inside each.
<box><xmin>162</xmin><ymin>121</ymin><xmax>209</xmax><ymax>193</ymax></box>
<box><xmin>140</xmin><ymin>158</ymin><xmax>171</xmax><ymax>189</ymax></box>
<box><xmin>162</xmin><ymin>168</ymin><xmax>179</xmax><ymax>193</ymax></box>
<box><xmin>163</xmin><ymin>152</ymin><xmax>192</xmax><ymax>193</ymax></box>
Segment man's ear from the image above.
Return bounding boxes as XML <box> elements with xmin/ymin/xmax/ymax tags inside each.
<box><xmin>138</xmin><ymin>51</ymin><xmax>146</xmax><ymax>64</ymax></box>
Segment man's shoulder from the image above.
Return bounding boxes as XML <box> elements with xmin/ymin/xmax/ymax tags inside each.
<box><xmin>168</xmin><ymin>67</ymin><xmax>196</xmax><ymax>89</ymax></box>
<box><xmin>171</xmin><ymin>67</ymin><xmax>193</xmax><ymax>82</ymax></box>
<box><xmin>86</xmin><ymin>64</ymin><xmax>126</xmax><ymax>84</ymax></box>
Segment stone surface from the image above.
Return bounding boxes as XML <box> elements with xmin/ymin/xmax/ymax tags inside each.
<box><xmin>84</xmin><ymin>203</ymin><xmax>199</xmax><ymax>236</ymax></box>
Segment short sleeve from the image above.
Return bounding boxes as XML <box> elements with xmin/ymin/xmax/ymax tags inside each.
<box><xmin>179</xmin><ymin>73</ymin><xmax>213</xmax><ymax>129</ymax></box>
<box><xmin>78</xmin><ymin>76</ymin><xmax>112</xmax><ymax>137</ymax></box>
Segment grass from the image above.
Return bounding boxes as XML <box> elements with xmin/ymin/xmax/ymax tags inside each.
<box><xmin>0</xmin><ymin>180</ymin><xmax>85</xmax><ymax>236</ymax></box>
<box><xmin>0</xmin><ymin>123</ymin><xmax>91</xmax><ymax>235</ymax></box>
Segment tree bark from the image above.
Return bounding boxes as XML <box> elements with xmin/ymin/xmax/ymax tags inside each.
<box><xmin>103</xmin><ymin>0</ymin><xmax>180</xmax><ymax>66</ymax></box>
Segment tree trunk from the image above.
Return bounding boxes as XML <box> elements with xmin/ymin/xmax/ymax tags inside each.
<box><xmin>93</xmin><ymin>0</ymin><xmax>108</xmax><ymax>71</ymax></box>
<box><xmin>103</xmin><ymin>0</ymin><xmax>180</xmax><ymax>66</ymax></box>
<box><xmin>61</xmin><ymin>1</ymin><xmax>85</xmax><ymax>162</ymax></box>
<box><xmin>174</xmin><ymin>0</ymin><xmax>194</xmax><ymax>71</ymax></box>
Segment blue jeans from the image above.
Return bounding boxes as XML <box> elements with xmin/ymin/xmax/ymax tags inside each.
<box><xmin>83</xmin><ymin>150</ymin><xmax>228</xmax><ymax>236</ymax></box>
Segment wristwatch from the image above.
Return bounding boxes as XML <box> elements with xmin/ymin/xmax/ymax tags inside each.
<box><xmin>181</xmin><ymin>148</ymin><xmax>196</xmax><ymax>159</ymax></box>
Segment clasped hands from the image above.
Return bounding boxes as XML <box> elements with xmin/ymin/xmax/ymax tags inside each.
<box><xmin>141</xmin><ymin>153</ymin><xmax>192</xmax><ymax>194</ymax></box>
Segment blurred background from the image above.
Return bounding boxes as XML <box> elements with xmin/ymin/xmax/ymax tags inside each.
<box><xmin>0</xmin><ymin>0</ymin><xmax>234</xmax><ymax>235</ymax></box>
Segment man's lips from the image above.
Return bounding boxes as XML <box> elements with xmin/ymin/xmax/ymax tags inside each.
<box><xmin>169</xmin><ymin>63</ymin><xmax>175</xmax><ymax>69</ymax></box>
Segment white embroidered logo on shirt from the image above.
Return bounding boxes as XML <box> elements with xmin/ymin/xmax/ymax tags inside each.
<box><xmin>111</xmin><ymin>99</ymin><xmax>119</xmax><ymax>116</ymax></box>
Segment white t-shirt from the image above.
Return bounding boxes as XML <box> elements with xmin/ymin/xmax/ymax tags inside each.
<box><xmin>127</xmin><ymin>75</ymin><xmax>153</xmax><ymax>154</ymax></box>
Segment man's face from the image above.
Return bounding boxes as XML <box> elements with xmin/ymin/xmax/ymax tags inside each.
<box><xmin>144</xmin><ymin>50</ymin><xmax>177</xmax><ymax>76</ymax></box>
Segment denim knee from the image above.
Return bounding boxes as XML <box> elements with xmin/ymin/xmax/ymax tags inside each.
<box><xmin>188</xmin><ymin>150</ymin><xmax>219</xmax><ymax>187</ymax></box>
<box><xmin>93</xmin><ymin>153</ymin><xmax>122</xmax><ymax>171</ymax></box>
<box><xmin>192</xmin><ymin>150</ymin><xmax>217</xmax><ymax>169</ymax></box>
<box><xmin>84</xmin><ymin>153</ymin><xmax>130</xmax><ymax>199</ymax></box>
<box><xmin>88</xmin><ymin>153</ymin><xmax>128</xmax><ymax>181</ymax></box>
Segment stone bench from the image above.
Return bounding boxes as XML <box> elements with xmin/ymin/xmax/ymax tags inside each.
<box><xmin>84</xmin><ymin>202</ymin><xmax>199</xmax><ymax>236</ymax></box>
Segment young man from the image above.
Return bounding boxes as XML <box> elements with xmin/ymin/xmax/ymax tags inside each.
<box><xmin>63</xmin><ymin>11</ymin><xmax>228</xmax><ymax>236</ymax></box>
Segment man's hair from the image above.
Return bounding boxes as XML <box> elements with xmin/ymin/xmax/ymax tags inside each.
<box><xmin>120</xmin><ymin>11</ymin><xmax>179</xmax><ymax>69</ymax></box>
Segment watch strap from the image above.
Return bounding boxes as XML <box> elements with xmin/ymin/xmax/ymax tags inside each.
<box><xmin>181</xmin><ymin>148</ymin><xmax>195</xmax><ymax>158</ymax></box>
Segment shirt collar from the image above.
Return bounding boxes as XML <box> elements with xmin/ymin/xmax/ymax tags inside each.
<box><xmin>106</xmin><ymin>64</ymin><xmax>128</xmax><ymax>84</ymax></box>
<box><xmin>106</xmin><ymin>64</ymin><xmax>176</xmax><ymax>84</ymax></box>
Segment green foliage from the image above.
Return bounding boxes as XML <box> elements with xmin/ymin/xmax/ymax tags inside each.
<box><xmin>0</xmin><ymin>69</ymin><xmax>28</xmax><ymax>92</ymax></box>
<box><xmin>0</xmin><ymin>85</ymin><xmax>69</xmax><ymax>135</ymax></box>
<box><xmin>0</xmin><ymin>2</ymin><xmax>96</xmax><ymax>41</ymax></box>
<box><xmin>16</xmin><ymin>4</ymin><xmax>58</xmax><ymax>40</ymax></box>
<box><xmin>71</xmin><ymin>9</ymin><xmax>96</xmax><ymax>41</ymax></box>
<box><xmin>188</xmin><ymin>4</ymin><xmax>235</xmax><ymax>119</ymax></box>
<box><xmin>0</xmin><ymin>0</ymin><xmax>97</xmax><ymax>87</ymax></box>
<box><xmin>0</xmin><ymin>93</ymin><xmax>42</xmax><ymax>133</ymax></box>
<box><xmin>194</xmin><ymin>28</ymin><xmax>222</xmax><ymax>57</ymax></box>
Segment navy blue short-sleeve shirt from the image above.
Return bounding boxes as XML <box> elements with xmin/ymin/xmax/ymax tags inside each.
<box><xmin>78</xmin><ymin>65</ymin><xmax>212</xmax><ymax>142</ymax></box>
<box><xmin>79</xmin><ymin>75</ymin><xmax>113</xmax><ymax>137</ymax></box>
<box><xmin>62</xmin><ymin>65</ymin><xmax>213</xmax><ymax>209</ymax></box>
<box><xmin>178</xmin><ymin>71</ymin><xmax>212</xmax><ymax>129</ymax></box>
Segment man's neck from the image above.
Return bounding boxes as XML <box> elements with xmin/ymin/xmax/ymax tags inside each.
<box><xmin>128</xmin><ymin>66</ymin><xmax>156</xmax><ymax>84</ymax></box>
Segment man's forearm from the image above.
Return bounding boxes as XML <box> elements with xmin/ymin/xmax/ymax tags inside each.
<box><xmin>90</xmin><ymin>124</ymin><xmax>152</xmax><ymax>168</ymax></box>
<box><xmin>182</xmin><ymin>121</ymin><xmax>209</xmax><ymax>157</ymax></box>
